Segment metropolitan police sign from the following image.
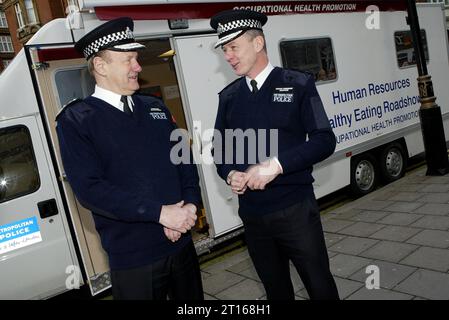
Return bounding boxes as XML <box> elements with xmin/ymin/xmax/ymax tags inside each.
<box><xmin>272</xmin><ymin>87</ymin><xmax>294</xmax><ymax>103</ymax></box>
<box><xmin>0</xmin><ymin>217</ymin><xmax>42</xmax><ymax>255</ymax></box>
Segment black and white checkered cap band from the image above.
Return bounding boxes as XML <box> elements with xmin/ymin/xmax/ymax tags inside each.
<box><xmin>217</xmin><ymin>19</ymin><xmax>262</xmax><ymax>35</ymax></box>
<box><xmin>83</xmin><ymin>28</ymin><xmax>134</xmax><ymax>58</ymax></box>
<box><xmin>214</xmin><ymin>30</ymin><xmax>245</xmax><ymax>48</ymax></box>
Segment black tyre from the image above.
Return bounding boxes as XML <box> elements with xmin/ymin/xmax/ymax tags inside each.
<box><xmin>350</xmin><ymin>153</ymin><xmax>379</xmax><ymax>196</ymax></box>
<box><xmin>379</xmin><ymin>142</ymin><xmax>406</xmax><ymax>183</ymax></box>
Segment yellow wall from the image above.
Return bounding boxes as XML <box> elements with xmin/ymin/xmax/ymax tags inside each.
<box><xmin>139</xmin><ymin>62</ymin><xmax>188</xmax><ymax>130</ymax></box>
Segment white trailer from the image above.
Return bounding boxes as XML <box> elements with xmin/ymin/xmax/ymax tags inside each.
<box><xmin>1</xmin><ymin>0</ymin><xmax>449</xmax><ymax>299</ymax></box>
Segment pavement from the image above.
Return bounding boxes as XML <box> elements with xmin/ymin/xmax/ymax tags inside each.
<box><xmin>199</xmin><ymin>165</ymin><xmax>449</xmax><ymax>300</ymax></box>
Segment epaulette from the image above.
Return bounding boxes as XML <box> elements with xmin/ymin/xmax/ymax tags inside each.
<box><xmin>55</xmin><ymin>98</ymin><xmax>83</xmax><ymax>121</ymax></box>
<box><xmin>282</xmin><ymin>68</ymin><xmax>312</xmax><ymax>86</ymax></box>
<box><xmin>218</xmin><ymin>77</ymin><xmax>244</xmax><ymax>96</ymax></box>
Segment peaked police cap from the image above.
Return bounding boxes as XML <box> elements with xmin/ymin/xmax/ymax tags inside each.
<box><xmin>210</xmin><ymin>9</ymin><xmax>267</xmax><ymax>48</ymax></box>
<box><xmin>74</xmin><ymin>17</ymin><xmax>145</xmax><ymax>60</ymax></box>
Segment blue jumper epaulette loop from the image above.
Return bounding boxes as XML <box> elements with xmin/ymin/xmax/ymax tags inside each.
<box><xmin>55</xmin><ymin>98</ymin><xmax>83</xmax><ymax>121</ymax></box>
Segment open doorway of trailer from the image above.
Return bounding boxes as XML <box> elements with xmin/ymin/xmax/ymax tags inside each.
<box><xmin>137</xmin><ymin>38</ymin><xmax>209</xmax><ymax>242</ymax></box>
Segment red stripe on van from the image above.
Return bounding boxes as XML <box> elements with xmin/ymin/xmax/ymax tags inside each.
<box><xmin>95</xmin><ymin>1</ymin><xmax>407</xmax><ymax>21</ymax></box>
<box><xmin>37</xmin><ymin>48</ymin><xmax>83</xmax><ymax>62</ymax></box>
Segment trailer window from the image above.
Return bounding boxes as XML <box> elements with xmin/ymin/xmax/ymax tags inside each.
<box><xmin>279</xmin><ymin>38</ymin><xmax>337</xmax><ymax>84</ymax></box>
<box><xmin>394</xmin><ymin>30</ymin><xmax>429</xmax><ymax>69</ymax></box>
<box><xmin>54</xmin><ymin>67</ymin><xmax>95</xmax><ymax>108</ymax></box>
<box><xmin>0</xmin><ymin>126</ymin><xmax>40</xmax><ymax>203</ymax></box>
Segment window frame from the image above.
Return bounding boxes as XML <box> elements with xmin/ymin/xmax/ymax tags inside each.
<box><xmin>0</xmin><ymin>11</ymin><xmax>8</xmax><ymax>28</ymax></box>
<box><xmin>0</xmin><ymin>36</ymin><xmax>14</xmax><ymax>53</ymax></box>
<box><xmin>14</xmin><ymin>3</ymin><xmax>25</xmax><ymax>29</ymax></box>
<box><xmin>394</xmin><ymin>29</ymin><xmax>430</xmax><ymax>70</ymax></box>
<box><xmin>0</xmin><ymin>125</ymin><xmax>41</xmax><ymax>204</ymax></box>
<box><xmin>24</xmin><ymin>0</ymin><xmax>37</xmax><ymax>24</ymax></box>
<box><xmin>3</xmin><ymin>59</ymin><xmax>12</xmax><ymax>69</ymax></box>
<box><xmin>278</xmin><ymin>36</ymin><xmax>339</xmax><ymax>85</ymax></box>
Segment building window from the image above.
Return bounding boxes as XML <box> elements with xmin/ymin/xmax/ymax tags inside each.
<box><xmin>0</xmin><ymin>126</ymin><xmax>40</xmax><ymax>203</ymax></box>
<box><xmin>394</xmin><ymin>30</ymin><xmax>429</xmax><ymax>68</ymax></box>
<box><xmin>0</xmin><ymin>36</ymin><xmax>14</xmax><ymax>53</ymax></box>
<box><xmin>3</xmin><ymin>60</ymin><xmax>12</xmax><ymax>69</ymax></box>
<box><xmin>24</xmin><ymin>0</ymin><xmax>37</xmax><ymax>24</ymax></box>
<box><xmin>280</xmin><ymin>37</ymin><xmax>337</xmax><ymax>84</ymax></box>
<box><xmin>426</xmin><ymin>0</ymin><xmax>449</xmax><ymax>6</ymax></box>
<box><xmin>15</xmin><ymin>3</ymin><xmax>25</xmax><ymax>28</ymax></box>
<box><xmin>0</xmin><ymin>11</ymin><xmax>8</xmax><ymax>28</ymax></box>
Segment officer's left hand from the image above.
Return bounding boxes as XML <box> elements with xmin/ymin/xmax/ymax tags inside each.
<box><xmin>246</xmin><ymin>159</ymin><xmax>282</xmax><ymax>190</ymax></box>
<box><xmin>164</xmin><ymin>227</ymin><xmax>182</xmax><ymax>242</ymax></box>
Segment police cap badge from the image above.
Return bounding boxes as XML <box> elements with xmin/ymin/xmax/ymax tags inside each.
<box><xmin>210</xmin><ymin>9</ymin><xmax>268</xmax><ymax>49</ymax></box>
<box><xmin>75</xmin><ymin>17</ymin><xmax>145</xmax><ymax>60</ymax></box>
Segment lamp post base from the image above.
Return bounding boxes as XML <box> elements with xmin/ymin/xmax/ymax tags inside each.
<box><xmin>419</xmin><ymin>106</ymin><xmax>449</xmax><ymax>176</ymax></box>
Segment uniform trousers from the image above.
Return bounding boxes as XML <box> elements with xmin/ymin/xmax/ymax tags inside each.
<box><xmin>110</xmin><ymin>240</ymin><xmax>203</xmax><ymax>300</ymax></box>
<box><xmin>241</xmin><ymin>196</ymin><xmax>339</xmax><ymax>300</ymax></box>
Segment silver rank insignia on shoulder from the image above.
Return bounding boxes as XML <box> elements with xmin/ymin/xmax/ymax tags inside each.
<box><xmin>272</xmin><ymin>87</ymin><xmax>294</xmax><ymax>103</ymax></box>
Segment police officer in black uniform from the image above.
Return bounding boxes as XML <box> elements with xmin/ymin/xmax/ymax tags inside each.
<box><xmin>56</xmin><ymin>17</ymin><xmax>203</xmax><ymax>300</ymax></box>
<box><xmin>210</xmin><ymin>9</ymin><xmax>339</xmax><ymax>300</ymax></box>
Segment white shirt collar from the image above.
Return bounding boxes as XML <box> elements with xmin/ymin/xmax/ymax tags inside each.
<box><xmin>91</xmin><ymin>85</ymin><xmax>133</xmax><ymax>112</ymax></box>
<box><xmin>246</xmin><ymin>62</ymin><xmax>274</xmax><ymax>92</ymax></box>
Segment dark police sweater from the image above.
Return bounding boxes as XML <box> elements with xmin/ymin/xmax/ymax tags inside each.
<box><xmin>214</xmin><ymin>67</ymin><xmax>336</xmax><ymax>218</ymax></box>
<box><xmin>56</xmin><ymin>95</ymin><xmax>201</xmax><ymax>270</ymax></box>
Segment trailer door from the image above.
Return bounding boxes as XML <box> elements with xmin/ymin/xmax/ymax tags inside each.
<box><xmin>28</xmin><ymin>45</ymin><xmax>110</xmax><ymax>296</ymax></box>
<box><xmin>172</xmin><ymin>35</ymin><xmax>242</xmax><ymax>237</ymax></box>
<box><xmin>0</xmin><ymin>116</ymin><xmax>78</xmax><ymax>299</ymax></box>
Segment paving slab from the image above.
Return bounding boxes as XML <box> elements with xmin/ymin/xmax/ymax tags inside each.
<box><xmin>358</xmin><ymin>240</ymin><xmax>418</xmax><ymax>263</ymax></box>
<box><xmin>350</xmin><ymin>211</ymin><xmax>390</xmax><ymax>223</ymax></box>
<box><xmin>324</xmin><ymin>232</ymin><xmax>346</xmax><ymax>247</ymax></box>
<box><xmin>328</xmin><ymin>209</ymin><xmax>362</xmax><ymax>220</ymax></box>
<box><xmin>328</xmin><ymin>236</ymin><xmax>379</xmax><ymax>255</ymax></box>
<box><xmin>411</xmin><ymin>215</ymin><xmax>449</xmax><ymax>230</ymax></box>
<box><xmin>406</xmin><ymin>230</ymin><xmax>449</xmax><ymax>249</ymax></box>
<box><xmin>202</xmin><ymin>271</ymin><xmax>246</xmax><ymax>296</ymax></box>
<box><xmin>400</xmin><ymin>246</ymin><xmax>449</xmax><ymax>272</ymax></box>
<box><xmin>296</xmin><ymin>277</ymin><xmax>364</xmax><ymax>300</ymax></box>
<box><xmin>377</xmin><ymin>212</ymin><xmax>423</xmax><ymax>226</ymax></box>
<box><xmin>388</xmin><ymin>192</ymin><xmax>425</xmax><ymax>202</ymax></box>
<box><xmin>215</xmin><ymin>278</ymin><xmax>265</xmax><ymax>300</ymax></box>
<box><xmin>383</xmin><ymin>201</ymin><xmax>425</xmax><ymax>213</ymax></box>
<box><xmin>412</xmin><ymin>203</ymin><xmax>449</xmax><ymax>216</ymax></box>
<box><xmin>348</xmin><ymin>260</ymin><xmax>416</xmax><ymax>289</ymax></box>
<box><xmin>329</xmin><ymin>254</ymin><xmax>372</xmax><ymax>278</ymax></box>
<box><xmin>346</xmin><ymin>287</ymin><xmax>413</xmax><ymax>300</ymax></box>
<box><xmin>226</xmin><ymin>258</ymin><xmax>254</xmax><ymax>274</ymax></box>
<box><xmin>419</xmin><ymin>184</ymin><xmax>449</xmax><ymax>193</ymax></box>
<box><xmin>202</xmin><ymin>249</ymin><xmax>250</xmax><ymax>274</ymax></box>
<box><xmin>239</xmin><ymin>265</ymin><xmax>260</xmax><ymax>282</ymax></box>
<box><xmin>393</xmin><ymin>183</ymin><xmax>426</xmax><ymax>192</ymax></box>
<box><xmin>338</xmin><ymin>222</ymin><xmax>385</xmax><ymax>237</ymax></box>
<box><xmin>394</xmin><ymin>269</ymin><xmax>449</xmax><ymax>300</ymax></box>
<box><xmin>321</xmin><ymin>219</ymin><xmax>356</xmax><ymax>233</ymax></box>
<box><xmin>352</xmin><ymin>200</ymin><xmax>395</xmax><ymax>211</ymax></box>
<box><xmin>417</xmin><ymin>193</ymin><xmax>449</xmax><ymax>204</ymax></box>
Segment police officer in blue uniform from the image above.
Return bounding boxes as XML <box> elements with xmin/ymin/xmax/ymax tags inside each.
<box><xmin>56</xmin><ymin>17</ymin><xmax>203</xmax><ymax>300</ymax></box>
<box><xmin>210</xmin><ymin>9</ymin><xmax>339</xmax><ymax>300</ymax></box>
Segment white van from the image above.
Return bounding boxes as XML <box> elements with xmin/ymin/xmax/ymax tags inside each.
<box><xmin>1</xmin><ymin>0</ymin><xmax>449</xmax><ymax>299</ymax></box>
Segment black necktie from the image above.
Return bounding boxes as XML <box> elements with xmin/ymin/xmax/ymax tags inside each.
<box><xmin>250</xmin><ymin>79</ymin><xmax>258</xmax><ymax>94</ymax></box>
<box><xmin>121</xmin><ymin>95</ymin><xmax>132</xmax><ymax>115</ymax></box>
